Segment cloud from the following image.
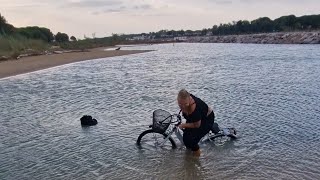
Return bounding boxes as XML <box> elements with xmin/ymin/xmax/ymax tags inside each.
<box><xmin>133</xmin><ymin>4</ymin><xmax>153</xmax><ymax>10</ymax></box>
<box><xmin>65</xmin><ymin>0</ymin><xmax>122</xmax><ymax>8</ymax></box>
<box><xmin>90</xmin><ymin>3</ymin><xmax>154</xmax><ymax>15</ymax></box>
<box><xmin>63</xmin><ymin>0</ymin><xmax>154</xmax><ymax>10</ymax></box>
<box><xmin>215</xmin><ymin>0</ymin><xmax>233</xmax><ymax>5</ymax></box>
<box><xmin>92</xmin><ymin>6</ymin><xmax>126</xmax><ymax>14</ymax></box>
<box><xmin>1</xmin><ymin>2</ymin><xmax>47</xmax><ymax>8</ymax></box>
<box><xmin>238</xmin><ymin>0</ymin><xmax>319</xmax><ymax>4</ymax></box>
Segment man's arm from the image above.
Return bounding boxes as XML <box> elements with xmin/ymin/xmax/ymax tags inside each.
<box><xmin>179</xmin><ymin>120</ymin><xmax>201</xmax><ymax>129</ymax></box>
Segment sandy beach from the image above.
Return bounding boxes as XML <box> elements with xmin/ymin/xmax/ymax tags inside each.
<box><xmin>0</xmin><ymin>47</ymin><xmax>152</xmax><ymax>79</ymax></box>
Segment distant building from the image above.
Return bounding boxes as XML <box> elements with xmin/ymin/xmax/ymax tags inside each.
<box><xmin>174</xmin><ymin>36</ymin><xmax>188</xmax><ymax>41</ymax></box>
<box><xmin>206</xmin><ymin>31</ymin><xmax>213</xmax><ymax>36</ymax></box>
<box><xmin>127</xmin><ymin>35</ymin><xmax>153</xmax><ymax>41</ymax></box>
<box><xmin>160</xmin><ymin>34</ymin><xmax>173</xmax><ymax>38</ymax></box>
<box><xmin>193</xmin><ymin>31</ymin><xmax>202</xmax><ymax>36</ymax></box>
<box><xmin>132</xmin><ymin>35</ymin><xmax>146</xmax><ymax>40</ymax></box>
<box><xmin>185</xmin><ymin>32</ymin><xmax>192</xmax><ymax>36</ymax></box>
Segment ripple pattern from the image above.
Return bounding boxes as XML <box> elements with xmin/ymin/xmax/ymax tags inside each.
<box><xmin>0</xmin><ymin>43</ymin><xmax>320</xmax><ymax>179</ymax></box>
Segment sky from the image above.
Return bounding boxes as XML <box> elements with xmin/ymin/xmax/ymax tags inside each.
<box><xmin>1</xmin><ymin>0</ymin><xmax>319</xmax><ymax>39</ymax></box>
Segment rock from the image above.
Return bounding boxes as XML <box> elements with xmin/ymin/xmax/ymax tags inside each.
<box><xmin>186</xmin><ymin>31</ymin><xmax>320</xmax><ymax>44</ymax></box>
<box><xmin>16</xmin><ymin>52</ymin><xmax>43</xmax><ymax>60</ymax></box>
<box><xmin>53</xmin><ymin>51</ymin><xmax>63</xmax><ymax>54</ymax></box>
<box><xmin>0</xmin><ymin>56</ymin><xmax>9</xmax><ymax>61</ymax></box>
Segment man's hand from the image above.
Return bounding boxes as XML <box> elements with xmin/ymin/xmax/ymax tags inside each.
<box><xmin>178</xmin><ymin>123</ymin><xmax>185</xmax><ymax>129</ymax></box>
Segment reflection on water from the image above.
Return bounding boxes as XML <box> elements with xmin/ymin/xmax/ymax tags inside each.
<box><xmin>0</xmin><ymin>43</ymin><xmax>320</xmax><ymax>179</ymax></box>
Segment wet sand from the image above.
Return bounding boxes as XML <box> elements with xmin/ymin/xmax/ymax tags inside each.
<box><xmin>0</xmin><ymin>47</ymin><xmax>152</xmax><ymax>79</ymax></box>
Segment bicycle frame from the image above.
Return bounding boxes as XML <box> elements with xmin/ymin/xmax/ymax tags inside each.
<box><xmin>156</xmin><ymin>125</ymin><xmax>182</xmax><ymax>147</ymax></box>
<box><xmin>151</xmin><ymin>111</ymin><xmax>236</xmax><ymax>148</ymax></box>
<box><xmin>157</xmin><ymin>124</ymin><xmax>216</xmax><ymax>147</ymax></box>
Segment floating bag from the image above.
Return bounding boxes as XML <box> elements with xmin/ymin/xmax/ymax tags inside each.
<box><xmin>80</xmin><ymin>115</ymin><xmax>98</xmax><ymax>126</ymax></box>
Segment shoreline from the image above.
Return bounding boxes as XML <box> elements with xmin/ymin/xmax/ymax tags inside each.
<box><xmin>0</xmin><ymin>47</ymin><xmax>153</xmax><ymax>79</ymax></box>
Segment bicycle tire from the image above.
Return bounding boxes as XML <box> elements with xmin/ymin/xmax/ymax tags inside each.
<box><xmin>136</xmin><ymin>129</ymin><xmax>177</xmax><ymax>149</ymax></box>
<box><xmin>208</xmin><ymin>133</ymin><xmax>225</xmax><ymax>141</ymax></box>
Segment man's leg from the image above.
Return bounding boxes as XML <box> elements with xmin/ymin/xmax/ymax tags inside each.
<box><xmin>183</xmin><ymin>129</ymin><xmax>209</xmax><ymax>156</ymax></box>
<box><xmin>183</xmin><ymin>130</ymin><xmax>198</xmax><ymax>150</ymax></box>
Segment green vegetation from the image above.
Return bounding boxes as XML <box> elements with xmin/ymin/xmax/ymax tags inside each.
<box><xmin>210</xmin><ymin>14</ymin><xmax>320</xmax><ymax>35</ymax></box>
<box><xmin>1</xmin><ymin>12</ymin><xmax>320</xmax><ymax>60</ymax></box>
<box><xmin>1</xmin><ymin>13</ymin><xmax>53</xmax><ymax>59</ymax></box>
<box><xmin>0</xmin><ymin>14</ymin><xmax>56</xmax><ymax>59</ymax></box>
<box><xmin>54</xmin><ymin>34</ymin><xmax>125</xmax><ymax>50</ymax></box>
<box><xmin>0</xmin><ymin>13</ymin><xmax>124</xmax><ymax>59</ymax></box>
<box><xmin>55</xmin><ymin>32</ymin><xmax>69</xmax><ymax>42</ymax></box>
<box><xmin>125</xmin><ymin>14</ymin><xmax>320</xmax><ymax>38</ymax></box>
<box><xmin>16</xmin><ymin>26</ymin><xmax>54</xmax><ymax>42</ymax></box>
<box><xmin>0</xmin><ymin>35</ymin><xmax>49</xmax><ymax>58</ymax></box>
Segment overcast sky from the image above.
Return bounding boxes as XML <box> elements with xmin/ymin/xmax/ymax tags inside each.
<box><xmin>1</xmin><ymin>0</ymin><xmax>319</xmax><ymax>38</ymax></box>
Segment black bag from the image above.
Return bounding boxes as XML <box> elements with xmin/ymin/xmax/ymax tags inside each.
<box><xmin>80</xmin><ymin>115</ymin><xmax>98</xmax><ymax>126</ymax></box>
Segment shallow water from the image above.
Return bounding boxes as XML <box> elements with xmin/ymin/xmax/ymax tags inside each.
<box><xmin>1</xmin><ymin>43</ymin><xmax>320</xmax><ymax>179</ymax></box>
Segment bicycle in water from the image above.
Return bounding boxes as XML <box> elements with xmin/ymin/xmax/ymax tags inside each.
<box><xmin>137</xmin><ymin>109</ymin><xmax>237</xmax><ymax>149</ymax></box>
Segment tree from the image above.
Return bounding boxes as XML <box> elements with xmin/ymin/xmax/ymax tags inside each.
<box><xmin>274</xmin><ymin>15</ymin><xmax>297</xmax><ymax>31</ymax></box>
<box><xmin>212</xmin><ymin>25</ymin><xmax>218</xmax><ymax>35</ymax></box>
<box><xmin>235</xmin><ymin>20</ymin><xmax>251</xmax><ymax>34</ymax></box>
<box><xmin>55</xmin><ymin>32</ymin><xmax>69</xmax><ymax>42</ymax></box>
<box><xmin>166</xmin><ymin>30</ymin><xmax>175</xmax><ymax>37</ymax></box>
<box><xmin>0</xmin><ymin>13</ymin><xmax>7</xmax><ymax>34</ymax></box>
<box><xmin>177</xmin><ymin>29</ymin><xmax>185</xmax><ymax>36</ymax></box>
<box><xmin>297</xmin><ymin>15</ymin><xmax>320</xmax><ymax>30</ymax></box>
<box><xmin>217</xmin><ymin>23</ymin><xmax>234</xmax><ymax>35</ymax></box>
<box><xmin>70</xmin><ymin>36</ymin><xmax>77</xmax><ymax>41</ymax></box>
<box><xmin>39</xmin><ymin>27</ymin><xmax>54</xmax><ymax>42</ymax></box>
<box><xmin>0</xmin><ymin>13</ymin><xmax>15</xmax><ymax>35</ymax></box>
<box><xmin>17</xmin><ymin>26</ymin><xmax>54</xmax><ymax>42</ymax></box>
<box><xmin>201</xmin><ymin>28</ymin><xmax>208</xmax><ymax>36</ymax></box>
<box><xmin>110</xmin><ymin>33</ymin><xmax>123</xmax><ymax>44</ymax></box>
<box><xmin>251</xmin><ymin>17</ymin><xmax>274</xmax><ymax>32</ymax></box>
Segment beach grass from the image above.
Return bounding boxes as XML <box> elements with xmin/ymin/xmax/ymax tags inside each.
<box><xmin>0</xmin><ymin>35</ymin><xmax>49</xmax><ymax>58</ymax></box>
<box><xmin>0</xmin><ymin>34</ymin><xmax>126</xmax><ymax>60</ymax></box>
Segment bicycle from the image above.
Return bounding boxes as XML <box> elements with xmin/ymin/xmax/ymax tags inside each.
<box><xmin>136</xmin><ymin>109</ymin><xmax>237</xmax><ymax>149</ymax></box>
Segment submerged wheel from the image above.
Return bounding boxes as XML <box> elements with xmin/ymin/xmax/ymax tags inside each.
<box><xmin>207</xmin><ymin>128</ymin><xmax>238</xmax><ymax>141</ymax></box>
<box><xmin>136</xmin><ymin>129</ymin><xmax>177</xmax><ymax>149</ymax></box>
<box><xmin>207</xmin><ymin>133</ymin><xmax>225</xmax><ymax>141</ymax></box>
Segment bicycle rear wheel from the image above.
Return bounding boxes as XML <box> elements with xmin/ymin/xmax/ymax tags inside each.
<box><xmin>207</xmin><ymin>133</ymin><xmax>225</xmax><ymax>141</ymax></box>
<box><xmin>136</xmin><ymin>129</ymin><xmax>177</xmax><ymax>149</ymax></box>
<box><xmin>207</xmin><ymin>128</ymin><xmax>237</xmax><ymax>141</ymax></box>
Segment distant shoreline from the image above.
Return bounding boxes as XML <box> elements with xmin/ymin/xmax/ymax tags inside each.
<box><xmin>0</xmin><ymin>47</ymin><xmax>152</xmax><ymax>79</ymax></box>
<box><xmin>186</xmin><ymin>31</ymin><xmax>320</xmax><ymax>44</ymax></box>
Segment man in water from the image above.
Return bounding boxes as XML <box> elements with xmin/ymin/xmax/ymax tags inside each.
<box><xmin>177</xmin><ymin>89</ymin><xmax>215</xmax><ymax>156</ymax></box>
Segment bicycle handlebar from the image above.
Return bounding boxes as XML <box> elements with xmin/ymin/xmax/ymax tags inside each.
<box><xmin>170</xmin><ymin>113</ymin><xmax>182</xmax><ymax>126</ymax></box>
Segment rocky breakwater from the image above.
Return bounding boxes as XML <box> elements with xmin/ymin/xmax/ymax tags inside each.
<box><xmin>187</xmin><ymin>31</ymin><xmax>320</xmax><ymax>44</ymax></box>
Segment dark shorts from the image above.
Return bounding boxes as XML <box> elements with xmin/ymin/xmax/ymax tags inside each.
<box><xmin>183</xmin><ymin>111</ymin><xmax>215</xmax><ymax>151</ymax></box>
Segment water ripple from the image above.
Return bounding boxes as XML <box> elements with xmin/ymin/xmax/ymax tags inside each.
<box><xmin>1</xmin><ymin>43</ymin><xmax>320</xmax><ymax>179</ymax></box>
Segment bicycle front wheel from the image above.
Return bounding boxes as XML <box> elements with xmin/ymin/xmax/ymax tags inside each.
<box><xmin>136</xmin><ymin>129</ymin><xmax>177</xmax><ymax>149</ymax></box>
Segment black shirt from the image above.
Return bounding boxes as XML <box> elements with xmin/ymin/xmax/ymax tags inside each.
<box><xmin>182</xmin><ymin>94</ymin><xmax>209</xmax><ymax>124</ymax></box>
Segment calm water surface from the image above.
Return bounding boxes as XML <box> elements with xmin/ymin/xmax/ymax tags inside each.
<box><xmin>0</xmin><ymin>43</ymin><xmax>319</xmax><ymax>179</ymax></box>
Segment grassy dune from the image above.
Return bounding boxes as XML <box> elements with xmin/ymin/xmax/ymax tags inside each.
<box><xmin>0</xmin><ymin>35</ymin><xmax>49</xmax><ymax>59</ymax></box>
<box><xmin>0</xmin><ymin>35</ymin><xmax>121</xmax><ymax>60</ymax></box>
